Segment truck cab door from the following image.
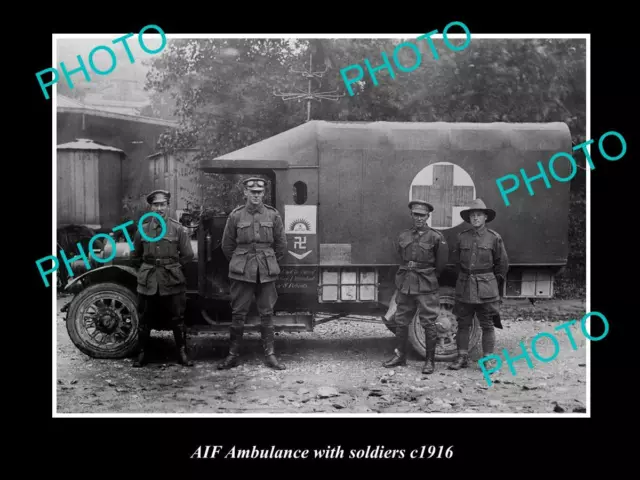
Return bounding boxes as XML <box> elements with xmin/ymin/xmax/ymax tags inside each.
<box><xmin>197</xmin><ymin>212</ymin><xmax>231</xmax><ymax>300</ymax></box>
<box><xmin>276</xmin><ymin>171</ymin><xmax>319</xmax><ymax>299</ymax></box>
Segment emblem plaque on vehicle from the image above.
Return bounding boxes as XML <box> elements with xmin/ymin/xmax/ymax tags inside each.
<box><xmin>409</xmin><ymin>161</ymin><xmax>476</xmax><ymax>230</ymax></box>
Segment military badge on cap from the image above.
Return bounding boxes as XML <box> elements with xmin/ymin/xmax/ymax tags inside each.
<box><xmin>146</xmin><ymin>189</ymin><xmax>170</xmax><ymax>204</ymax></box>
<box><xmin>408</xmin><ymin>199</ymin><xmax>434</xmax><ymax>215</ymax></box>
<box><xmin>242</xmin><ymin>177</ymin><xmax>266</xmax><ymax>192</ymax></box>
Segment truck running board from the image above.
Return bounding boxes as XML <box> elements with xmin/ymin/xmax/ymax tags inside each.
<box><xmin>189</xmin><ymin>314</ymin><xmax>314</xmax><ymax>333</ymax></box>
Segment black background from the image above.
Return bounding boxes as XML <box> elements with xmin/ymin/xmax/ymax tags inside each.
<box><xmin>17</xmin><ymin>10</ymin><xmax>634</xmax><ymax>477</ymax></box>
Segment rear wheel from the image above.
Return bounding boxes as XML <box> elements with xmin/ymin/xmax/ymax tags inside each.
<box><xmin>65</xmin><ymin>282</ymin><xmax>140</xmax><ymax>359</ymax></box>
<box><xmin>408</xmin><ymin>287</ymin><xmax>481</xmax><ymax>361</ymax></box>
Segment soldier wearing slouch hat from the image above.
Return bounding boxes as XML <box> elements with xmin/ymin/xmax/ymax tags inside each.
<box><xmin>448</xmin><ymin>198</ymin><xmax>509</xmax><ymax>373</ymax></box>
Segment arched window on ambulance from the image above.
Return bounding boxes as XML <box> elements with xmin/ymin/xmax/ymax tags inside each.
<box><xmin>293</xmin><ymin>181</ymin><xmax>307</xmax><ymax>205</ymax></box>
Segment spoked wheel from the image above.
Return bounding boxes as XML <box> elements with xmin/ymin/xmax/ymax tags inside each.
<box><xmin>408</xmin><ymin>286</ymin><xmax>481</xmax><ymax>362</ymax></box>
<box><xmin>65</xmin><ymin>283</ymin><xmax>140</xmax><ymax>359</ymax></box>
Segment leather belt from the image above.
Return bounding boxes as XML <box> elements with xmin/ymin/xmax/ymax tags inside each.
<box><xmin>460</xmin><ymin>266</ymin><xmax>493</xmax><ymax>275</ymax></box>
<box><xmin>238</xmin><ymin>243</ymin><xmax>272</xmax><ymax>252</ymax></box>
<box><xmin>143</xmin><ymin>258</ymin><xmax>178</xmax><ymax>266</ymax></box>
<box><xmin>405</xmin><ymin>261</ymin><xmax>431</xmax><ymax>269</ymax></box>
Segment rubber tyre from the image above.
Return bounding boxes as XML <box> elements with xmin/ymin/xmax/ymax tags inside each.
<box><xmin>65</xmin><ymin>282</ymin><xmax>140</xmax><ymax>359</ymax></box>
<box><xmin>407</xmin><ymin>286</ymin><xmax>482</xmax><ymax>362</ymax></box>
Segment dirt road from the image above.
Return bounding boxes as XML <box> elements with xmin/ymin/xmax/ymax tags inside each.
<box><xmin>56</xmin><ymin>295</ymin><xmax>588</xmax><ymax>415</ymax></box>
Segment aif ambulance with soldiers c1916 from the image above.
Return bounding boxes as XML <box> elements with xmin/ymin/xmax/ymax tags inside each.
<box><xmin>59</xmin><ymin>121</ymin><xmax>573</xmax><ymax>363</ymax></box>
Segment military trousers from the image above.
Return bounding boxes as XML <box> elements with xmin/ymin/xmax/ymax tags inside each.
<box><xmin>138</xmin><ymin>291</ymin><xmax>187</xmax><ymax>331</ymax></box>
<box><xmin>229</xmin><ymin>275</ymin><xmax>278</xmax><ymax>327</ymax></box>
<box><xmin>395</xmin><ymin>291</ymin><xmax>439</xmax><ymax>339</ymax></box>
<box><xmin>453</xmin><ymin>301</ymin><xmax>499</xmax><ymax>354</ymax></box>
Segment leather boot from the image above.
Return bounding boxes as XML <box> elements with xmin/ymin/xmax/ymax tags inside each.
<box><xmin>173</xmin><ymin>325</ymin><xmax>193</xmax><ymax>367</ymax></box>
<box><xmin>217</xmin><ymin>324</ymin><xmax>243</xmax><ymax>370</ymax></box>
<box><xmin>448</xmin><ymin>352</ymin><xmax>469</xmax><ymax>370</ymax></box>
<box><xmin>261</xmin><ymin>317</ymin><xmax>285</xmax><ymax>370</ymax></box>
<box><xmin>422</xmin><ymin>327</ymin><xmax>437</xmax><ymax>374</ymax></box>
<box><xmin>133</xmin><ymin>327</ymin><xmax>150</xmax><ymax>368</ymax></box>
<box><xmin>383</xmin><ymin>325</ymin><xmax>409</xmax><ymax>368</ymax></box>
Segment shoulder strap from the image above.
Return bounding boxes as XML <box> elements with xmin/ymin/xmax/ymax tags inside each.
<box><xmin>166</xmin><ymin>217</ymin><xmax>187</xmax><ymax>235</ymax></box>
<box><xmin>433</xmin><ymin>228</ymin><xmax>446</xmax><ymax>242</ymax></box>
<box><xmin>487</xmin><ymin>228</ymin><xmax>502</xmax><ymax>239</ymax></box>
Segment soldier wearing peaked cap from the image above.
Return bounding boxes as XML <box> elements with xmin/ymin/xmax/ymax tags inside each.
<box><xmin>384</xmin><ymin>199</ymin><xmax>449</xmax><ymax>374</ymax></box>
<box><xmin>129</xmin><ymin>189</ymin><xmax>195</xmax><ymax>368</ymax></box>
<box><xmin>448</xmin><ymin>198</ymin><xmax>509</xmax><ymax>374</ymax></box>
<box><xmin>218</xmin><ymin>177</ymin><xmax>287</xmax><ymax>370</ymax></box>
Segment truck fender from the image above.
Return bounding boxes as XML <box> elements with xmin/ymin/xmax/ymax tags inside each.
<box><xmin>64</xmin><ymin>265</ymin><xmax>138</xmax><ymax>293</ymax></box>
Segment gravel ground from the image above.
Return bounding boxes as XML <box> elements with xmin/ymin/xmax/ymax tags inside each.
<box><xmin>56</xmin><ymin>295</ymin><xmax>588</xmax><ymax>415</ymax></box>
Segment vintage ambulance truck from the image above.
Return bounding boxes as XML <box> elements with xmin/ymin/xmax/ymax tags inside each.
<box><xmin>62</xmin><ymin>120</ymin><xmax>573</xmax><ymax>362</ymax></box>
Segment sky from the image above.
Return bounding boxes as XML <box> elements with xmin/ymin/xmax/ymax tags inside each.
<box><xmin>56</xmin><ymin>36</ymin><xmax>164</xmax><ymax>85</ymax></box>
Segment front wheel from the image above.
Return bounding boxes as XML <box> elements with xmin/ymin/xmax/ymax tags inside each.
<box><xmin>408</xmin><ymin>287</ymin><xmax>481</xmax><ymax>361</ymax></box>
<box><xmin>65</xmin><ymin>282</ymin><xmax>140</xmax><ymax>359</ymax></box>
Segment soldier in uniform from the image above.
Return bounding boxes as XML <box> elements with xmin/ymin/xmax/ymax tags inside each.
<box><xmin>130</xmin><ymin>190</ymin><xmax>195</xmax><ymax>368</ymax></box>
<box><xmin>218</xmin><ymin>177</ymin><xmax>287</xmax><ymax>370</ymax></box>
<box><xmin>448</xmin><ymin>198</ymin><xmax>509</xmax><ymax>372</ymax></box>
<box><xmin>384</xmin><ymin>200</ymin><xmax>449</xmax><ymax>374</ymax></box>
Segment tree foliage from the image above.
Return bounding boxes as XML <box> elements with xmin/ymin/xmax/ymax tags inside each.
<box><xmin>144</xmin><ymin>37</ymin><xmax>587</xmax><ymax>296</ymax></box>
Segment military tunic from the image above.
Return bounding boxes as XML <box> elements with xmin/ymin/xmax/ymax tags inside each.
<box><xmin>452</xmin><ymin>225</ymin><xmax>509</xmax><ymax>347</ymax></box>
<box><xmin>221</xmin><ymin>202</ymin><xmax>286</xmax><ymax>319</ymax></box>
<box><xmin>393</xmin><ymin>226</ymin><xmax>448</xmax><ymax>330</ymax></box>
<box><xmin>452</xmin><ymin>226</ymin><xmax>509</xmax><ymax>304</ymax></box>
<box><xmin>222</xmin><ymin>203</ymin><xmax>286</xmax><ymax>283</ymax></box>
<box><xmin>130</xmin><ymin>216</ymin><xmax>194</xmax><ymax>328</ymax></box>
<box><xmin>395</xmin><ymin>226</ymin><xmax>448</xmax><ymax>295</ymax></box>
<box><xmin>131</xmin><ymin>217</ymin><xmax>194</xmax><ymax>296</ymax></box>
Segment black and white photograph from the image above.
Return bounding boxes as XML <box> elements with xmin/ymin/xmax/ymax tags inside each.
<box><xmin>52</xmin><ymin>32</ymin><xmax>588</xmax><ymax>416</ymax></box>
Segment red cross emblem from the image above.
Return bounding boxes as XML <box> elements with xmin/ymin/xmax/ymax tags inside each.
<box><xmin>411</xmin><ymin>163</ymin><xmax>475</xmax><ymax>228</ymax></box>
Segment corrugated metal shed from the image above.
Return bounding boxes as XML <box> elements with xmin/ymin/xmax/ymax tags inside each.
<box><xmin>57</xmin><ymin>138</ymin><xmax>124</xmax><ymax>152</ymax></box>
<box><xmin>57</xmin><ymin>94</ymin><xmax>179</xmax><ymax>128</ymax></box>
<box><xmin>81</xmin><ymin>97</ymin><xmax>150</xmax><ymax>116</ymax></box>
<box><xmin>57</xmin><ymin>95</ymin><xmax>86</xmax><ymax>108</ymax></box>
<box><xmin>146</xmin><ymin>149</ymin><xmax>203</xmax><ymax>221</ymax></box>
<box><xmin>57</xmin><ymin>139</ymin><xmax>126</xmax><ymax>230</ymax></box>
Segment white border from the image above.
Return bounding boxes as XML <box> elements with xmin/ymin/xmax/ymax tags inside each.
<box><xmin>52</xmin><ymin>32</ymin><xmax>590</xmax><ymax>418</ymax></box>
